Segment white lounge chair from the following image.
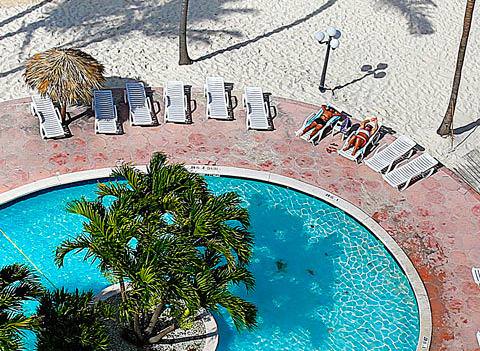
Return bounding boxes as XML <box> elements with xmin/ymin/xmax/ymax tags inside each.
<box><xmin>205</xmin><ymin>76</ymin><xmax>229</xmax><ymax>120</ymax></box>
<box><xmin>30</xmin><ymin>94</ymin><xmax>66</xmax><ymax>139</ymax></box>
<box><xmin>365</xmin><ymin>135</ymin><xmax>416</xmax><ymax>173</ymax></box>
<box><xmin>164</xmin><ymin>81</ymin><xmax>189</xmax><ymax>123</ymax></box>
<box><xmin>93</xmin><ymin>90</ymin><xmax>119</xmax><ymax>134</ymax></box>
<box><xmin>295</xmin><ymin>105</ymin><xmax>343</xmax><ymax>145</ymax></box>
<box><xmin>472</xmin><ymin>267</ymin><xmax>480</xmax><ymax>286</ymax></box>
<box><xmin>337</xmin><ymin>124</ymin><xmax>381</xmax><ymax>163</ymax></box>
<box><xmin>383</xmin><ymin>153</ymin><xmax>438</xmax><ymax>191</ymax></box>
<box><xmin>124</xmin><ymin>82</ymin><xmax>154</xmax><ymax>126</ymax></box>
<box><xmin>477</xmin><ymin>331</ymin><xmax>480</xmax><ymax>348</ymax></box>
<box><xmin>243</xmin><ymin>87</ymin><xmax>271</xmax><ymax>130</ymax></box>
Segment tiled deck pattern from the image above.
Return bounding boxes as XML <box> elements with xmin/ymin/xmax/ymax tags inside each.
<box><xmin>0</xmin><ymin>89</ymin><xmax>479</xmax><ymax>351</ymax></box>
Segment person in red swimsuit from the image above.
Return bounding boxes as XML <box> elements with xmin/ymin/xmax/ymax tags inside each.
<box><xmin>342</xmin><ymin>117</ymin><xmax>378</xmax><ymax>156</ymax></box>
<box><xmin>297</xmin><ymin>105</ymin><xmax>342</xmax><ymax>140</ymax></box>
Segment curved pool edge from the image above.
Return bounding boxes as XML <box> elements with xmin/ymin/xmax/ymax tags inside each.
<box><xmin>0</xmin><ymin>166</ymin><xmax>430</xmax><ymax>351</ymax></box>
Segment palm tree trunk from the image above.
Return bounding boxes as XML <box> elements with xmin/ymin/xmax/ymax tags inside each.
<box><xmin>148</xmin><ymin>323</ymin><xmax>176</xmax><ymax>344</ymax></box>
<box><xmin>437</xmin><ymin>0</ymin><xmax>476</xmax><ymax>136</ymax></box>
<box><xmin>60</xmin><ymin>102</ymin><xmax>67</xmax><ymax>123</ymax></box>
<box><xmin>145</xmin><ymin>303</ymin><xmax>164</xmax><ymax>335</ymax></box>
<box><xmin>133</xmin><ymin>313</ymin><xmax>143</xmax><ymax>341</ymax></box>
<box><xmin>119</xmin><ymin>278</ymin><xmax>127</xmax><ymax>303</ymax></box>
<box><xmin>178</xmin><ymin>0</ymin><xmax>193</xmax><ymax>65</ymax></box>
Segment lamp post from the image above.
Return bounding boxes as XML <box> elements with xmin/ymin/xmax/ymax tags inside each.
<box><xmin>314</xmin><ymin>27</ymin><xmax>341</xmax><ymax>93</ymax></box>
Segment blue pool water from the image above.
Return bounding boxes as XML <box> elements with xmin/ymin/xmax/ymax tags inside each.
<box><xmin>0</xmin><ymin>177</ymin><xmax>419</xmax><ymax>351</ymax></box>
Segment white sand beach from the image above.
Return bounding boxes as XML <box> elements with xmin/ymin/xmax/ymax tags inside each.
<box><xmin>0</xmin><ymin>0</ymin><xmax>478</xmax><ymax>172</ymax></box>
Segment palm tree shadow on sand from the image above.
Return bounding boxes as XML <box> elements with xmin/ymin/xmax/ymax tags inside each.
<box><xmin>0</xmin><ymin>0</ymin><xmax>253</xmax><ymax>78</ymax></box>
<box><xmin>195</xmin><ymin>0</ymin><xmax>337</xmax><ymax>62</ymax></box>
<box><xmin>375</xmin><ymin>0</ymin><xmax>437</xmax><ymax>35</ymax></box>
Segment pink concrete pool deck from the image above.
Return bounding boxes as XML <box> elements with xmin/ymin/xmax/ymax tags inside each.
<box><xmin>1</xmin><ymin>89</ymin><xmax>480</xmax><ymax>351</ymax></box>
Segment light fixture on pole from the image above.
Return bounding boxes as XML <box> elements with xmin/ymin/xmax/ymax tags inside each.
<box><xmin>314</xmin><ymin>27</ymin><xmax>341</xmax><ymax>93</ymax></box>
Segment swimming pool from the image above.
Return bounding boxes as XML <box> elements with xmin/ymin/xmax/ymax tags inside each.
<box><xmin>0</xmin><ymin>176</ymin><xmax>419</xmax><ymax>351</ymax></box>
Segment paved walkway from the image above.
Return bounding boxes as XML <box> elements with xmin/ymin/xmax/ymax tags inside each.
<box><xmin>0</xmin><ymin>89</ymin><xmax>479</xmax><ymax>351</ymax></box>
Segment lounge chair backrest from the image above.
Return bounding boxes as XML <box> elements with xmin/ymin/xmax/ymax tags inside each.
<box><xmin>205</xmin><ymin>76</ymin><xmax>228</xmax><ymax>119</ymax></box>
<box><xmin>164</xmin><ymin>81</ymin><xmax>186</xmax><ymax>123</ymax></box>
<box><xmin>384</xmin><ymin>153</ymin><xmax>438</xmax><ymax>189</ymax></box>
<box><xmin>245</xmin><ymin>87</ymin><xmax>269</xmax><ymax>130</ymax></box>
<box><xmin>126</xmin><ymin>82</ymin><xmax>147</xmax><ymax>109</ymax></box>
<box><xmin>93</xmin><ymin>90</ymin><xmax>115</xmax><ymax>120</ymax></box>
<box><xmin>31</xmin><ymin>94</ymin><xmax>65</xmax><ymax>138</ymax></box>
<box><xmin>32</xmin><ymin>94</ymin><xmax>56</xmax><ymax>122</ymax></box>
<box><xmin>365</xmin><ymin>135</ymin><xmax>416</xmax><ymax>173</ymax></box>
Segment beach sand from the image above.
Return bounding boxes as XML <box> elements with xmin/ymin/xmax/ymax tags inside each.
<box><xmin>0</xmin><ymin>0</ymin><xmax>478</xmax><ymax>172</ymax></box>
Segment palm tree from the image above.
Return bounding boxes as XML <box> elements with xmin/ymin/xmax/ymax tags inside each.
<box><xmin>437</xmin><ymin>0</ymin><xmax>476</xmax><ymax>136</ymax></box>
<box><xmin>57</xmin><ymin>153</ymin><xmax>257</xmax><ymax>346</ymax></box>
<box><xmin>36</xmin><ymin>288</ymin><xmax>111</xmax><ymax>351</ymax></box>
<box><xmin>179</xmin><ymin>0</ymin><xmax>193</xmax><ymax>65</ymax></box>
<box><xmin>0</xmin><ymin>264</ymin><xmax>43</xmax><ymax>351</ymax></box>
<box><xmin>24</xmin><ymin>48</ymin><xmax>105</xmax><ymax>122</ymax></box>
<box><xmin>55</xmin><ymin>197</ymin><xmax>139</xmax><ymax>305</ymax></box>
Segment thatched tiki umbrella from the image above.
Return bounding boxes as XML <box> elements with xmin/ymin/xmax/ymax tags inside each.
<box><xmin>24</xmin><ymin>48</ymin><xmax>105</xmax><ymax>122</ymax></box>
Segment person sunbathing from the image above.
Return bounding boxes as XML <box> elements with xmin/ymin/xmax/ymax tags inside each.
<box><xmin>342</xmin><ymin>117</ymin><xmax>378</xmax><ymax>156</ymax></box>
<box><xmin>296</xmin><ymin>105</ymin><xmax>342</xmax><ymax>140</ymax></box>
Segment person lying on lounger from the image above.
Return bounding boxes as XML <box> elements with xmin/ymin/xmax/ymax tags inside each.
<box><xmin>342</xmin><ymin>117</ymin><xmax>378</xmax><ymax>156</ymax></box>
<box><xmin>296</xmin><ymin>105</ymin><xmax>343</xmax><ymax>140</ymax></box>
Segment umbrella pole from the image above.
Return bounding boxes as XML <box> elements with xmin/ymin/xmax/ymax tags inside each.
<box><xmin>60</xmin><ymin>102</ymin><xmax>67</xmax><ymax>123</ymax></box>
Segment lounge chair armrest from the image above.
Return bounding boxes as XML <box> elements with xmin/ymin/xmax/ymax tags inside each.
<box><xmin>113</xmin><ymin>105</ymin><xmax>118</xmax><ymax>120</ymax></box>
<box><xmin>207</xmin><ymin>92</ymin><xmax>212</xmax><ymax>104</ymax></box>
<box><xmin>389</xmin><ymin>157</ymin><xmax>411</xmax><ymax>172</ymax></box>
<box><xmin>247</xmin><ymin>102</ymin><xmax>252</xmax><ymax>115</ymax></box>
<box><xmin>123</xmin><ymin>90</ymin><xmax>127</xmax><ymax>104</ymax></box>
<box><xmin>190</xmin><ymin>99</ymin><xmax>197</xmax><ymax>114</ymax></box>
<box><xmin>230</xmin><ymin>95</ymin><xmax>238</xmax><ymax>110</ymax></box>
<box><xmin>146</xmin><ymin>96</ymin><xmax>153</xmax><ymax>112</ymax></box>
<box><xmin>30</xmin><ymin>103</ymin><xmax>38</xmax><ymax>117</ymax></box>
<box><xmin>54</xmin><ymin>107</ymin><xmax>63</xmax><ymax>123</ymax></box>
<box><xmin>165</xmin><ymin>95</ymin><xmax>171</xmax><ymax>107</ymax></box>
<box><xmin>371</xmin><ymin>142</ymin><xmax>387</xmax><ymax>157</ymax></box>
<box><xmin>269</xmin><ymin>105</ymin><xmax>277</xmax><ymax>119</ymax></box>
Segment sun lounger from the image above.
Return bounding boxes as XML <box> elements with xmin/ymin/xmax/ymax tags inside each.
<box><xmin>164</xmin><ymin>81</ymin><xmax>189</xmax><ymax>123</ymax></box>
<box><xmin>124</xmin><ymin>82</ymin><xmax>154</xmax><ymax>126</ymax></box>
<box><xmin>383</xmin><ymin>153</ymin><xmax>438</xmax><ymax>191</ymax></box>
<box><xmin>295</xmin><ymin>105</ymin><xmax>343</xmax><ymax>145</ymax></box>
<box><xmin>30</xmin><ymin>94</ymin><xmax>66</xmax><ymax>139</ymax></box>
<box><xmin>472</xmin><ymin>267</ymin><xmax>480</xmax><ymax>286</ymax></box>
<box><xmin>205</xmin><ymin>76</ymin><xmax>229</xmax><ymax>120</ymax></box>
<box><xmin>365</xmin><ymin>135</ymin><xmax>416</xmax><ymax>173</ymax></box>
<box><xmin>337</xmin><ymin>124</ymin><xmax>381</xmax><ymax>163</ymax></box>
<box><xmin>93</xmin><ymin>90</ymin><xmax>119</xmax><ymax>134</ymax></box>
<box><xmin>243</xmin><ymin>87</ymin><xmax>272</xmax><ymax>130</ymax></box>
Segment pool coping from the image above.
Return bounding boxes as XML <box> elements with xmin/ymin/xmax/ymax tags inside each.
<box><xmin>0</xmin><ymin>166</ymin><xmax>431</xmax><ymax>351</ymax></box>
